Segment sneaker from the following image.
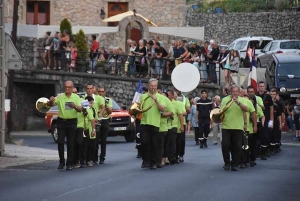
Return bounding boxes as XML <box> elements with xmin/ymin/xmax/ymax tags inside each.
<box><xmin>74</xmin><ymin>163</ymin><xmax>81</xmax><ymax>169</ymax></box>
<box><xmin>57</xmin><ymin>163</ymin><xmax>65</xmax><ymax>170</ymax></box>
<box><xmin>179</xmin><ymin>156</ymin><xmax>184</xmax><ymax>163</ymax></box>
<box><xmin>87</xmin><ymin>70</ymin><xmax>92</xmax><ymax>74</ymax></box>
<box><xmin>99</xmin><ymin>159</ymin><xmax>105</xmax><ymax>164</ymax></box>
<box><xmin>87</xmin><ymin>161</ymin><xmax>94</xmax><ymax>167</ymax></box>
<box><xmin>293</xmin><ymin>136</ymin><xmax>299</xmax><ymax>141</ymax></box>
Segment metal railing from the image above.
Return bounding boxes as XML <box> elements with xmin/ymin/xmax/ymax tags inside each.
<box><xmin>34</xmin><ymin>49</ymin><xmax>221</xmax><ymax>84</ymax></box>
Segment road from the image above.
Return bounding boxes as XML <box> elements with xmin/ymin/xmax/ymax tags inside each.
<box><xmin>0</xmin><ymin>133</ymin><xmax>300</xmax><ymax>201</ymax></box>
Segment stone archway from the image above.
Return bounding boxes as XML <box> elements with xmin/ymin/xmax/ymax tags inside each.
<box><xmin>118</xmin><ymin>15</ymin><xmax>150</xmax><ymax>52</ymax></box>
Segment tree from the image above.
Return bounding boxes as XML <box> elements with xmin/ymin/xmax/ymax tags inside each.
<box><xmin>60</xmin><ymin>18</ymin><xmax>72</xmax><ymax>39</ymax></box>
<box><xmin>75</xmin><ymin>29</ymin><xmax>89</xmax><ymax>59</ymax></box>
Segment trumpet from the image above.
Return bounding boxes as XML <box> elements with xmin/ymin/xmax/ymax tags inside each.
<box><xmin>242</xmin><ymin>131</ymin><xmax>249</xmax><ymax>150</ymax></box>
<box><xmin>35</xmin><ymin>93</ymin><xmax>63</xmax><ymax>113</ymax></box>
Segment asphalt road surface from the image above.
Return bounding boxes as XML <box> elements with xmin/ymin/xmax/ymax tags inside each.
<box><xmin>1</xmin><ymin>133</ymin><xmax>300</xmax><ymax>201</ymax></box>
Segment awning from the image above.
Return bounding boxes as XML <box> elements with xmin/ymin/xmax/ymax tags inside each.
<box><xmin>149</xmin><ymin>27</ymin><xmax>205</xmax><ymax>40</ymax></box>
<box><xmin>102</xmin><ymin>11</ymin><xmax>158</xmax><ymax>27</ymax></box>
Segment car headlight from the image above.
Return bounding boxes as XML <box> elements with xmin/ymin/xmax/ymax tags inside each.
<box><xmin>131</xmin><ymin>117</ymin><xmax>135</xmax><ymax>123</ymax></box>
<box><xmin>280</xmin><ymin>87</ymin><xmax>287</xmax><ymax>93</ymax></box>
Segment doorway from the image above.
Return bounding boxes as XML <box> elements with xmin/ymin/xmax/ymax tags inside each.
<box><xmin>107</xmin><ymin>2</ymin><xmax>128</xmax><ymax>27</ymax></box>
<box><xmin>130</xmin><ymin>28</ymin><xmax>142</xmax><ymax>45</ymax></box>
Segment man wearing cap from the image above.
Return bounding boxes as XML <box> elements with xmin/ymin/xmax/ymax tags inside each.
<box><xmin>189</xmin><ymin>40</ymin><xmax>200</xmax><ymax>55</ymax></box>
<box><xmin>97</xmin><ymin>87</ymin><xmax>113</xmax><ymax>164</ymax></box>
<box><xmin>81</xmin><ymin>96</ymin><xmax>97</xmax><ymax>167</ymax></box>
<box><xmin>140</xmin><ymin>78</ymin><xmax>166</xmax><ymax>169</ymax></box>
<box><xmin>84</xmin><ymin>83</ymin><xmax>105</xmax><ymax>164</ymax></box>
<box><xmin>174</xmin><ymin>88</ymin><xmax>190</xmax><ymax>162</ymax></box>
<box><xmin>48</xmin><ymin>81</ymin><xmax>82</xmax><ymax>171</ymax></box>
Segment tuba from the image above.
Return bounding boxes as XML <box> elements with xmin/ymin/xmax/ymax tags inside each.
<box><xmin>210</xmin><ymin>99</ymin><xmax>234</xmax><ymax>123</ymax></box>
<box><xmin>129</xmin><ymin>96</ymin><xmax>155</xmax><ymax>117</ymax></box>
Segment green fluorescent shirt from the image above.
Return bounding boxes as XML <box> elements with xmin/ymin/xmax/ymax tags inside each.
<box><xmin>140</xmin><ymin>92</ymin><xmax>166</xmax><ymax>128</ymax></box>
<box><xmin>257</xmin><ymin>105</ymin><xmax>264</xmax><ymax>121</ymax></box>
<box><xmin>220</xmin><ymin>96</ymin><xmax>249</xmax><ymax>130</ymax></box>
<box><xmin>243</xmin><ymin>98</ymin><xmax>255</xmax><ymax>133</ymax></box>
<box><xmin>54</xmin><ymin>93</ymin><xmax>81</xmax><ymax>119</ymax></box>
<box><xmin>171</xmin><ymin>100</ymin><xmax>180</xmax><ymax>129</ymax></box>
<box><xmin>177</xmin><ymin>101</ymin><xmax>186</xmax><ymax>133</ymax></box>
<box><xmin>77</xmin><ymin>107</ymin><xmax>94</xmax><ymax>130</ymax></box>
<box><xmin>84</xmin><ymin>94</ymin><xmax>104</xmax><ymax>119</ymax></box>
<box><xmin>256</xmin><ymin>96</ymin><xmax>264</xmax><ymax>109</ymax></box>
<box><xmin>159</xmin><ymin>96</ymin><xmax>175</xmax><ymax>132</ymax></box>
<box><xmin>177</xmin><ymin>95</ymin><xmax>190</xmax><ymax>125</ymax></box>
<box><xmin>87</xmin><ymin>108</ymin><xmax>96</xmax><ymax>139</ymax></box>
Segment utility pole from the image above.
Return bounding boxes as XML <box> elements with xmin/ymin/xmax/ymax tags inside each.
<box><xmin>11</xmin><ymin>0</ymin><xmax>19</xmax><ymax>46</ymax></box>
<box><xmin>0</xmin><ymin>0</ymin><xmax>6</xmax><ymax>156</ymax></box>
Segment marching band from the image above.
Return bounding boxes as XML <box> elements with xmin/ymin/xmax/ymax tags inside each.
<box><xmin>37</xmin><ymin>75</ymin><xmax>289</xmax><ymax>171</ymax></box>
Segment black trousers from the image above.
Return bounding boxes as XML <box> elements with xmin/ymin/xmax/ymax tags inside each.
<box><xmin>180</xmin><ymin>125</ymin><xmax>186</xmax><ymax>157</ymax></box>
<box><xmin>99</xmin><ymin>119</ymin><xmax>110</xmax><ymax>161</ymax></box>
<box><xmin>83</xmin><ymin>129</ymin><xmax>96</xmax><ymax>163</ymax></box>
<box><xmin>221</xmin><ymin>129</ymin><xmax>243</xmax><ymax>166</ymax></box>
<box><xmin>249</xmin><ymin>133</ymin><xmax>258</xmax><ymax>162</ymax></box>
<box><xmin>57</xmin><ymin>118</ymin><xmax>77</xmax><ymax>166</ymax></box>
<box><xmin>141</xmin><ymin>125</ymin><xmax>160</xmax><ymax>165</ymax></box>
<box><xmin>198</xmin><ymin>118</ymin><xmax>210</xmax><ymax>139</ymax></box>
<box><xmin>194</xmin><ymin>126</ymin><xmax>199</xmax><ymax>142</ymax></box>
<box><xmin>158</xmin><ymin>131</ymin><xmax>167</xmax><ymax>163</ymax></box>
<box><xmin>168</xmin><ymin>127</ymin><xmax>177</xmax><ymax>161</ymax></box>
<box><xmin>271</xmin><ymin>120</ymin><xmax>281</xmax><ymax>145</ymax></box>
<box><xmin>163</xmin><ymin>129</ymin><xmax>171</xmax><ymax>158</ymax></box>
<box><xmin>74</xmin><ymin>127</ymin><xmax>84</xmax><ymax>164</ymax></box>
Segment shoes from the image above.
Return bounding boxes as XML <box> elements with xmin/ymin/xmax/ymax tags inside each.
<box><xmin>99</xmin><ymin>159</ymin><xmax>105</xmax><ymax>164</ymax></box>
<box><xmin>231</xmin><ymin>165</ymin><xmax>238</xmax><ymax>171</ymax></box>
<box><xmin>87</xmin><ymin>70</ymin><xmax>92</xmax><ymax>74</ymax></box>
<box><xmin>179</xmin><ymin>156</ymin><xmax>184</xmax><ymax>163</ymax></box>
<box><xmin>80</xmin><ymin>164</ymin><xmax>87</xmax><ymax>168</ymax></box>
<box><xmin>150</xmin><ymin>165</ymin><xmax>157</xmax><ymax>169</ymax></box>
<box><xmin>121</xmin><ymin>73</ymin><xmax>127</xmax><ymax>77</ymax></box>
<box><xmin>213</xmin><ymin>142</ymin><xmax>218</xmax><ymax>145</ymax></box>
<box><xmin>293</xmin><ymin>136</ymin><xmax>299</xmax><ymax>141</ymax></box>
<box><xmin>165</xmin><ymin>159</ymin><xmax>170</xmax><ymax>165</ymax></box>
<box><xmin>249</xmin><ymin>161</ymin><xmax>256</xmax><ymax>167</ymax></box>
<box><xmin>57</xmin><ymin>163</ymin><xmax>65</xmax><ymax>170</ymax></box>
<box><xmin>156</xmin><ymin>163</ymin><xmax>163</xmax><ymax>168</ymax></box>
<box><xmin>136</xmin><ymin>152</ymin><xmax>142</xmax><ymax>158</ymax></box>
<box><xmin>141</xmin><ymin>161</ymin><xmax>150</xmax><ymax>169</ymax></box>
<box><xmin>170</xmin><ymin>159</ymin><xmax>179</xmax><ymax>165</ymax></box>
<box><xmin>195</xmin><ymin>141</ymin><xmax>199</xmax><ymax>145</ymax></box>
<box><xmin>204</xmin><ymin>140</ymin><xmax>208</xmax><ymax>148</ymax></box>
<box><xmin>93</xmin><ymin>161</ymin><xmax>99</xmax><ymax>165</ymax></box>
<box><xmin>200</xmin><ymin>144</ymin><xmax>204</xmax><ymax>148</ymax></box>
<box><xmin>66</xmin><ymin>165</ymin><xmax>73</xmax><ymax>171</ymax></box>
<box><xmin>74</xmin><ymin>163</ymin><xmax>81</xmax><ymax>169</ymax></box>
<box><xmin>87</xmin><ymin>161</ymin><xmax>94</xmax><ymax>167</ymax></box>
<box><xmin>261</xmin><ymin>155</ymin><xmax>267</xmax><ymax>160</ymax></box>
<box><xmin>240</xmin><ymin>163</ymin><xmax>246</xmax><ymax>169</ymax></box>
<box><xmin>223</xmin><ymin>163</ymin><xmax>230</xmax><ymax>170</ymax></box>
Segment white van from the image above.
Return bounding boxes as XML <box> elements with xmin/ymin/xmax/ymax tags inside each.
<box><xmin>228</xmin><ymin>36</ymin><xmax>273</xmax><ymax>67</ymax></box>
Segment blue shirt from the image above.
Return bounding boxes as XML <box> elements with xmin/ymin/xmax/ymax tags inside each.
<box><xmin>187</xmin><ymin>105</ymin><xmax>198</xmax><ymax>127</ymax></box>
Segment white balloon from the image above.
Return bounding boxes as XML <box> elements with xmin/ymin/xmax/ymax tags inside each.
<box><xmin>171</xmin><ymin>63</ymin><xmax>200</xmax><ymax>92</ymax></box>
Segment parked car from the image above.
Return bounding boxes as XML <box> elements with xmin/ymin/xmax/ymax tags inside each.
<box><xmin>265</xmin><ymin>52</ymin><xmax>300</xmax><ymax>100</ymax></box>
<box><xmin>228</xmin><ymin>36</ymin><xmax>273</xmax><ymax>67</ymax></box>
<box><xmin>45</xmin><ymin>97</ymin><xmax>135</xmax><ymax>143</ymax></box>
<box><xmin>257</xmin><ymin>40</ymin><xmax>300</xmax><ymax>68</ymax></box>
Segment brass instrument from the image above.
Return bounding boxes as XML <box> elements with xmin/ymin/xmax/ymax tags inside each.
<box><xmin>102</xmin><ymin>97</ymin><xmax>111</xmax><ymax>119</ymax></box>
<box><xmin>35</xmin><ymin>93</ymin><xmax>63</xmax><ymax>113</ymax></box>
<box><xmin>242</xmin><ymin>131</ymin><xmax>249</xmax><ymax>150</ymax></box>
<box><xmin>129</xmin><ymin>96</ymin><xmax>155</xmax><ymax>117</ymax></box>
<box><xmin>210</xmin><ymin>99</ymin><xmax>234</xmax><ymax>123</ymax></box>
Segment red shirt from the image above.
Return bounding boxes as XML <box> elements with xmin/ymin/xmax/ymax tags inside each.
<box><xmin>91</xmin><ymin>41</ymin><xmax>99</xmax><ymax>52</ymax></box>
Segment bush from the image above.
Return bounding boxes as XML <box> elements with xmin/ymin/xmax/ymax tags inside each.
<box><xmin>96</xmin><ymin>60</ymin><xmax>108</xmax><ymax>67</ymax></box>
<box><xmin>75</xmin><ymin>29</ymin><xmax>89</xmax><ymax>60</ymax></box>
<box><xmin>60</xmin><ymin>18</ymin><xmax>73</xmax><ymax>39</ymax></box>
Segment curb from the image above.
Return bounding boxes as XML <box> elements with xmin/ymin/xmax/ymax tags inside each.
<box><xmin>0</xmin><ymin>158</ymin><xmax>57</xmax><ymax>169</ymax></box>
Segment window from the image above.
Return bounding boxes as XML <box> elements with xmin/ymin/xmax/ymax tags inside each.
<box><xmin>235</xmin><ymin>41</ymin><xmax>247</xmax><ymax>50</ymax></box>
<box><xmin>280</xmin><ymin>41</ymin><xmax>300</xmax><ymax>49</ymax></box>
<box><xmin>270</xmin><ymin>42</ymin><xmax>278</xmax><ymax>51</ymax></box>
<box><xmin>277</xmin><ymin>63</ymin><xmax>300</xmax><ymax>77</ymax></box>
<box><xmin>248</xmin><ymin>40</ymin><xmax>272</xmax><ymax>49</ymax></box>
<box><xmin>263</xmin><ymin>42</ymin><xmax>272</xmax><ymax>52</ymax></box>
<box><xmin>26</xmin><ymin>1</ymin><xmax>50</xmax><ymax>25</ymax></box>
<box><xmin>107</xmin><ymin>2</ymin><xmax>128</xmax><ymax>27</ymax></box>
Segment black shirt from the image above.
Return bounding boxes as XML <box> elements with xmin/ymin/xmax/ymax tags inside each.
<box><xmin>155</xmin><ymin>47</ymin><xmax>168</xmax><ymax>58</ymax></box>
<box><xmin>196</xmin><ymin>98</ymin><xmax>213</xmax><ymax>119</ymax></box>
<box><xmin>209</xmin><ymin>47</ymin><xmax>219</xmax><ymax>63</ymax></box>
<box><xmin>190</xmin><ymin>45</ymin><xmax>200</xmax><ymax>55</ymax></box>
<box><xmin>273</xmin><ymin>100</ymin><xmax>283</xmax><ymax>126</ymax></box>
<box><xmin>257</xmin><ymin>92</ymin><xmax>273</xmax><ymax>120</ymax></box>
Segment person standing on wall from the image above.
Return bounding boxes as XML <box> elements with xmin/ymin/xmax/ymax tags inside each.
<box><xmin>48</xmin><ymin>81</ymin><xmax>82</xmax><ymax>171</ymax></box>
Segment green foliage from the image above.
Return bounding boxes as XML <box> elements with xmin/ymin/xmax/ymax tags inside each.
<box><xmin>96</xmin><ymin>60</ymin><xmax>108</xmax><ymax>67</ymax></box>
<box><xmin>75</xmin><ymin>29</ymin><xmax>89</xmax><ymax>59</ymax></box>
<box><xmin>60</xmin><ymin>18</ymin><xmax>73</xmax><ymax>38</ymax></box>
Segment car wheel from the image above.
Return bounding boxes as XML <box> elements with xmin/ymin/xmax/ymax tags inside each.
<box><xmin>257</xmin><ymin>59</ymin><xmax>262</xmax><ymax>68</ymax></box>
<box><xmin>124</xmin><ymin>131</ymin><xmax>135</xmax><ymax>142</ymax></box>
<box><xmin>51</xmin><ymin>124</ymin><xmax>58</xmax><ymax>143</ymax></box>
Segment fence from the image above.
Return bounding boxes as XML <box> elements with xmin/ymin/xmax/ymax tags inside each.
<box><xmin>35</xmin><ymin>49</ymin><xmax>221</xmax><ymax>85</ymax></box>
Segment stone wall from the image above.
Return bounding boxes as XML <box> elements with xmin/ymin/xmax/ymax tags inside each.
<box><xmin>186</xmin><ymin>11</ymin><xmax>300</xmax><ymax>45</ymax></box>
<box><xmin>5</xmin><ymin>0</ymin><xmax>186</xmax><ymax>27</ymax></box>
<box><xmin>11</xmin><ymin>70</ymin><xmax>220</xmax><ymax>130</ymax></box>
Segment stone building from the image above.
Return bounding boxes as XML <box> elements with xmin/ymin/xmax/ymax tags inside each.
<box><xmin>5</xmin><ymin>0</ymin><xmax>187</xmax><ymax>27</ymax></box>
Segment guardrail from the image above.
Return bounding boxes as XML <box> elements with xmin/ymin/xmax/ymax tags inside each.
<box><xmin>34</xmin><ymin>49</ymin><xmax>221</xmax><ymax>84</ymax></box>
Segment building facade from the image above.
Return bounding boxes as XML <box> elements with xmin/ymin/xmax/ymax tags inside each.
<box><xmin>5</xmin><ymin>0</ymin><xmax>187</xmax><ymax>27</ymax></box>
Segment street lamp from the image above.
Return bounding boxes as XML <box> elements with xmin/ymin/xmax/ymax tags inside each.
<box><xmin>100</xmin><ymin>7</ymin><xmax>105</xmax><ymax>19</ymax></box>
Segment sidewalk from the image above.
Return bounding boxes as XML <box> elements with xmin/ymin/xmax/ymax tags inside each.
<box><xmin>0</xmin><ymin>144</ymin><xmax>59</xmax><ymax>169</ymax></box>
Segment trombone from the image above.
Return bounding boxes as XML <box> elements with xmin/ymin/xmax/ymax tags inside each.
<box><xmin>35</xmin><ymin>93</ymin><xmax>63</xmax><ymax>113</ymax></box>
